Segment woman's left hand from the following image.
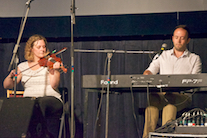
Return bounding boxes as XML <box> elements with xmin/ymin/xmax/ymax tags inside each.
<box><xmin>53</xmin><ymin>62</ymin><xmax>61</xmax><ymax>70</ymax></box>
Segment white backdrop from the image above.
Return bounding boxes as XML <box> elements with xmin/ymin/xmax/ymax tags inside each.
<box><xmin>0</xmin><ymin>0</ymin><xmax>207</xmax><ymax>17</ymax></box>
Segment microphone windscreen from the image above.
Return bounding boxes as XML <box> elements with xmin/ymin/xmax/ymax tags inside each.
<box><xmin>162</xmin><ymin>43</ymin><xmax>167</xmax><ymax>48</ymax></box>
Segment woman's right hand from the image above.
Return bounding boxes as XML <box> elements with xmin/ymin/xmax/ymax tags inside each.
<box><xmin>8</xmin><ymin>69</ymin><xmax>16</xmax><ymax>79</ymax></box>
<box><xmin>3</xmin><ymin>68</ymin><xmax>22</xmax><ymax>89</ymax></box>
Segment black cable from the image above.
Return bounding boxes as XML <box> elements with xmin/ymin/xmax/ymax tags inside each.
<box><xmin>130</xmin><ymin>86</ymin><xmax>141</xmax><ymax>138</ymax></box>
<box><xmin>143</xmin><ymin>83</ymin><xmax>152</xmax><ymax>138</ymax></box>
<box><xmin>158</xmin><ymin>87</ymin><xmax>169</xmax><ymax>103</ymax></box>
<box><xmin>146</xmin><ymin>83</ymin><xmax>150</xmax><ymax>107</ymax></box>
<box><xmin>174</xmin><ymin>90</ymin><xmax>196</xmax><ymax>107</ymax></box>
<box><xmin>93</xmin><ymin>56</ymin><xmax>108</xmax><ymax>138</ymax></box>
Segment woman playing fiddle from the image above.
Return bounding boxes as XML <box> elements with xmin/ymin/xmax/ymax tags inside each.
<box><xmin>3</xmin><ymin>34</ymin><xmax>63</xmax><ymax>138</ymax></box>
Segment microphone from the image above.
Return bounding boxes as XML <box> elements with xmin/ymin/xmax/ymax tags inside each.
<box><xmin>155</xmin><ymin>43</ymin><xmax>167</xmax><ymax>59</ymax></box>
<box><xmin>26</xmin><ymin>0</ymin><xmax>34</xmax><ymax>6</ymax></box>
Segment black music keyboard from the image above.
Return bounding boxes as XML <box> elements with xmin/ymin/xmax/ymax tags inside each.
<box><xmin>82</xmin><ymin>74</ymin><xmax>207</xmax><ymax>92</ymax></box>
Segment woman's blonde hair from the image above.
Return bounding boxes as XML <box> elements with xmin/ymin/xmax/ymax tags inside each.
<box><xmin>24</xmin><ymin>34</ymin><xmax>49</xmax><ymax>61</ymax></box>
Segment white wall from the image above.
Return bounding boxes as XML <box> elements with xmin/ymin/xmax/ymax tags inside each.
<box><xmin>0</xmin><ymin>0</ymin><xmax>207</xmax><ymax>17</ymax></box>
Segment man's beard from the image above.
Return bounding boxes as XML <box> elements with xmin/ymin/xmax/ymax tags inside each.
<box><xmin>174</xmin><ymin>44</ymin><xmax>186</xmax><ymax>51</ymax></box>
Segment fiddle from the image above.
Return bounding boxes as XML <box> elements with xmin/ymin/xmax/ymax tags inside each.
<box><xmin>38</xmin><ymin>47</ymin><xmax>68</xmax><ymax>73</ymax></box>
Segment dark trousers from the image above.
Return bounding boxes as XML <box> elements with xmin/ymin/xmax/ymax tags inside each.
<box><xmin>37</xmin><ymin>96</ymin><xmax>63</xmax><ymax>138</ymax></box>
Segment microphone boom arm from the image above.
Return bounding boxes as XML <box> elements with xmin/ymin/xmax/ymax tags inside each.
<box><xmin>7</xmin><ymin>0</ymin><xmax>33</xmax><ymax>97</ymax></box>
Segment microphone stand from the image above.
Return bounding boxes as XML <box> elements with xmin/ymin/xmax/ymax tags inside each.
<box><xmin>7</xmin><ymin>0</ymin><xmax>33</xmax><ymax>97</ymax></box>
<box><xmin>70</xmin><ymin>0</ymin><xmax>76</xmax><ymax>137</ymax></box>
<box><xmin>105</xmin><ymin>52</ymin><xmax>112</xmax><ymax>138</ymax></box>
<box><xmin>74</xmin><ymin>49</ymin><xmax>156</xmax><ymax>138</ymax></box>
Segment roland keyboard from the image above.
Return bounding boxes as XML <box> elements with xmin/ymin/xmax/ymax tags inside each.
<box><xmin>82</xmin><ymin>74</ymin><xmax>207</xmax><ymax>92</ymax></box>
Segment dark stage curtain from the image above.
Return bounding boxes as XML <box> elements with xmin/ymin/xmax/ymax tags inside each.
<box><xmin>0</xmin><ymin>38</ymin><xmax>207</xmax><ymax>138</ymax></box>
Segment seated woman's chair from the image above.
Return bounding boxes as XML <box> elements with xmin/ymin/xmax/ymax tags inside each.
<box><xmin>7</xmin><ymin>90</ymin><xmax>24</xmax><ymax>98</ymax></box>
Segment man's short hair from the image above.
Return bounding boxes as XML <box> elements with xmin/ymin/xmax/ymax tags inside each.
<box><xmin>175</xmin><ymin>25</ymin><xmax>191</xmax><ymax>38</ymax></box>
